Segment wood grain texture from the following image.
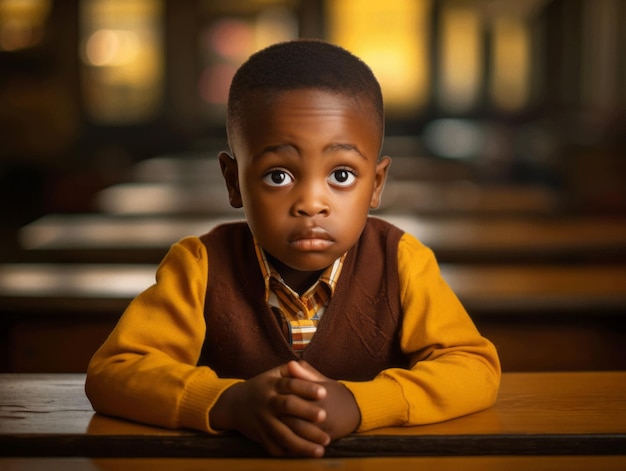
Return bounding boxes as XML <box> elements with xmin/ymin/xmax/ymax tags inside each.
<box><xmin>1</xmin><ymin>372</ymin><xmax>625</xmax><ymax>457</ymax></box>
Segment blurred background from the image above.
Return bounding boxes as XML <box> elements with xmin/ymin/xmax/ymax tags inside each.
<box><xmin>0</xmin><ymin>0</ymin><xmax>625</xmax><ymax>373</ymax></box>
<box><xmin>1</xmin><ymin>0</ymin><xmax>624</xmax><ymax>231</ymax></box>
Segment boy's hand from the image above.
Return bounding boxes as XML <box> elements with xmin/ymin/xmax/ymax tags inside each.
<box><xmin>209</xmin><ymin>363</ymin><xmax>331</xmax><ymax>458</ymax></box>
<box><xmin>287</xmin><ymin>360</ymin><xmax>361</xmax><ymax>439</ymax></box>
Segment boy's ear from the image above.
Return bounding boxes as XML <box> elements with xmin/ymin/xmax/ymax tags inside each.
<box><xmin>370</xmin><ymin>156</ymin><xmax>391</xmax><ymax>209</ymax></box>
<box><xmin>218</xmin><ymin>151</ymin><xmax>243</xmax><ymax>208</ymax></box>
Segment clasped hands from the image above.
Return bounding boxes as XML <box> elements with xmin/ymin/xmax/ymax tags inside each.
<box><xmin>210</xmin><ymin>360</ymin><xmax>361</xmax><ymax>458</ymax></box>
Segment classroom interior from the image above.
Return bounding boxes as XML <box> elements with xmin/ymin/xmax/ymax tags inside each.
<box><xmin>0</xmin><ymin>0</ymin><xmax>625</xmax><ymax>375</ymax></box>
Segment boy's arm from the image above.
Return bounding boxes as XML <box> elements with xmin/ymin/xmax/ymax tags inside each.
<box><xmin>85</xmin><ymin>237</ymin><xmax>241</xmax><ymax>433</ymax></box>
<box><xmin>341</xmin><ymin>233</ymin><xmax>501</xmax><ymax>432</ymax></box>
<box><xmin>85</xmin><ymin>236</ymin><xmax>332</xmax><ymax>457</ymax></box>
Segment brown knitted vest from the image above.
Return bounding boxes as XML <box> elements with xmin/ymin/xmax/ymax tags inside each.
<box><xmin>198</xmin><ymin>217</ymin><xmax>408</xmax><ymax>381</ymax></box>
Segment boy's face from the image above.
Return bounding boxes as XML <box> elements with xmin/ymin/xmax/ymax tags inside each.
<box><xmin>220</xmin><ymin>89</ymin><xmax>390</xmax><ymax>277</ymax></box>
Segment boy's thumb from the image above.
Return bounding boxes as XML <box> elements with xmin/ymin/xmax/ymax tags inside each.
<box><xmin>288</xmin><ymin>360</ymin><xmax>327</xmax><ymax>381</ymax></box>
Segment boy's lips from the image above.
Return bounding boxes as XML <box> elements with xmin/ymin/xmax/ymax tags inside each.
<box><xmin>289</xmin><ymin>227</ymin><xmax>334</xmax><ymax>251</ymax></box>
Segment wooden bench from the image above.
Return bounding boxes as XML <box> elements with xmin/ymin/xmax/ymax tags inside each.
<box><xmin>1</xmin><ymin>263</ymin><xmax>625</xmax><ymax>372</ymax></box>
<box><xmin>18</xmin><ymin>213</ymin><xmax>626</xmax><ymax>264</ymax></box>
<box><xmin>1</xmin><ymin>372</ymin><xmax>625</xmax><ymax>457</ymax></box>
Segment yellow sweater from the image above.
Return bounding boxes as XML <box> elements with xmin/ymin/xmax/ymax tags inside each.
<box><xmin>85</xmin><ymin>229</ymin><xmax>500</xmax><ymax>434</ymax></box>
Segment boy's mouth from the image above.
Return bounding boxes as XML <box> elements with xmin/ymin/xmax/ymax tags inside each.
<box><xmin>290</xmin><ymin>238</ymin><xmax>334</xmax><ymax>251</ymax></box>
<box><xmin>289</xmin><ymin>227</ymin><xmax>334</xmax><ymax>251</ymax></box>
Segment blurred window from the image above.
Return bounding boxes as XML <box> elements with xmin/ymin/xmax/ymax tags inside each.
<box><xmin>437</xmin><ymin>0</ymin><xmax>483</xmax><ymax>114</ymax></box>
<box><xmin>79</xmin><ymin>0</ymin><xmax>164</xmax><ymax>124</ymax></box>
<box><xmin>198</xmin><ymin>0</ymin><xmax>298</xmax><ymax>123</ymax></box>
<box><xmin>490</xmin><ymin>15</ymin><xmax>530</xmax><ymax>112</ymax></box>
<box><xmin>326</xmin><ymin>0</ymin><xmax>432</xmax><ymax>118</ymax></box>
<box><xmin>0</xmin><ymin>0</ymin><xmax>51</xmax><ymax>51</ymax></box>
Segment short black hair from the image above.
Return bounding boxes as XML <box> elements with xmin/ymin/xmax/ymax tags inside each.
<box><xmin>227</xmin><ymin>39</ymin><xmax>384</xmax><ymax>147</ymax></box>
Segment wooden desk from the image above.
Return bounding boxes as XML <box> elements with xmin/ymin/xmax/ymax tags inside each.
<box><xmin>2</xmin><ymin>455</ymin><xmax>626</xmax><ymax>471</ymax></box>
<box><xmin>381</xmin><ymin>181</ymin><xmax>560</xmax><ymax>215</ymax></box>
<box><xmin>130</xmin><ymin>154</ymin><xmax>227</xmax><ymax>184</ymax></box>
<box><xmin>0</xmin><ymin>372</ymin><xmax>625</xmax><ymax>457</ymax></box>
<box><xmin>17</xmin><ymin>214</ymin><xmax>241</xmax><ymax>263</ymax></box>
<box><xmin>2</xmin><ymin>262</ymin><xmax>625</xmax><ymax>316</ymax></box>
<box><xmin>94</xmin><ymin>181</ymin><xmax>559</xmax><ymax>216</ymax></box>
<box><xmin>1</xmin><ymin>263</ymin><xmax>625</xmax><ymax>372</ymax></box>
<box><xmin>18</xmin><ymin>214</ymin><xmax>626</xmax><ymax>264</ymax></box>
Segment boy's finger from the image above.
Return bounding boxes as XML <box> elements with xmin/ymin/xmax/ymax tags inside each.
<box><xmin>266</xmin><ymin>418</ymin><xmax>327</xmax><ymax>458</ymax></box>
<box><xmin>276</xmin><ymin>376</ymin><xmax>326</xmax><ymax>400</ymax></box>
<box><xmin>276</xmin><ymin>361</ymin><xmax>294</xmax><ymax>378</ymax></box>
<box><xmin>287</xmin><ymin>360</ymin><xmax>327</xmax><ymax>381</ymax></box>
<box><xmin>270</xmin><ymin>390</ymin><xmax>327</xmax><ymax>423</ymax></box>
<box><xmin>282</xmin><ymin>416</ymin><xmax>331</xmax><ymax>448</ymax></box>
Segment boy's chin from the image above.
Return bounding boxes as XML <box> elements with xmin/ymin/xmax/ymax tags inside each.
<box><xmin>276</xmin><ymin>253</ymin><xmax>337</xmax><ymax>273</ymax></box>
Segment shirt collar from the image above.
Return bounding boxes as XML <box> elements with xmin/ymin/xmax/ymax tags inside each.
<box><xmin>253</xmin><ymin>237</ymin><xmax>345</xmax><ymax>302</ymax></box>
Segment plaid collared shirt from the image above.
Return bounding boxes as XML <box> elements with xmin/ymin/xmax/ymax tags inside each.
<box><xmin>254</xmin><ymin>239</ymin><xmax>345</xmax><ymax>354</ymax></box>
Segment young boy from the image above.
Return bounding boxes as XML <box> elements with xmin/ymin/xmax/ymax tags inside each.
<box><xmin>85</xmin><ymin>39</ymin><xmax>500</xmax><ymax>458</ymax></box>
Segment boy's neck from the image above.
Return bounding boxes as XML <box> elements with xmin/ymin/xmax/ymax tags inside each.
<box><xmin>266</xmin><ymin>253</ymin><xmax>324</xmax><ymax>295</ymax></box>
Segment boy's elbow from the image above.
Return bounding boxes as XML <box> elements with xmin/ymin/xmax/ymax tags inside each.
<box><xmin>84</xmin><ymin>351</ymin><xmax>119</xmax><ymax>412</ymax></box>
<box><xmin>485</xmin><ymin>364</ymin><xmax>501</xmax><ymax>407</ymax></box>
<box><xmin>482</xmin><ymin>345</ymin><xmax>502</xmax><ymax>407</ymax></box>
<box><xmin>84</xmin><ymin>358</ymin><xmax>105</xmax><ymax>410</ymax></box>
<box><xmin>84</xmin><ymin>374</ymin><xmax>99</xmax><ymax>411</ymax></box>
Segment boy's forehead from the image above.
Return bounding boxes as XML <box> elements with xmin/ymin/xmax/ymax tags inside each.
<box><xmin>250</xmin><ymin>87</ymin><xmax>367</xmax><ymax>113</ymax></box>
<box><xmin>234</xmin><ymin>88</ymin><xmax>380</xmax><ymax>137</ymax></box>
<box><xmin>229</xmin><ymin>89</ymin><xmax>382</xmax><ymax>160</ymax></box>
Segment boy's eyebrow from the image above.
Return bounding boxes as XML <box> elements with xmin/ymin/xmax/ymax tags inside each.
<box><xmin>253</xmin><ymin>144</ymin><xmax>294</xmax><ymax>159</ymax></box>
<box><xmin>324</xmin><ymin>143</ymin><xmax>368</xmax><ymax>160</ymax></box>
<box><xmin>256</xmin><ymin>143</ymin><xmax>369</xmax><ymax>160</ymax></box>
<box><xmin>265</xmin><ymin>144</ymin><xmax>293</xmax><ymax>153</ymax></box>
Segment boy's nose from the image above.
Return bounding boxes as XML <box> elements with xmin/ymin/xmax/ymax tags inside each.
<box><xmin>291</xmin><ymin>181</ymin><xmax>330</xmax><ymax>217</ymax></box>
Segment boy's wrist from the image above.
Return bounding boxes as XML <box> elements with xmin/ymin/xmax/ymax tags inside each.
<box><xmin>208</xmin><ymin>382</ymin><xmax>243</xmax><ymax>432</ymax></box>
<box><xmin>320</xmin><ymin>381</ymin><xmax>361</xmax><ymax>438</ymax></box>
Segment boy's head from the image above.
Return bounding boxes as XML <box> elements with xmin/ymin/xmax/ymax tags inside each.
<box><xmin>220</xmin><ymin>40</ymin><xmax>390</xmax><ymax>289</ymax></box>
<box><xmin>226</xmin><ymin>39</ymin><xmax>384</xmax><ymax>149</ymax></box>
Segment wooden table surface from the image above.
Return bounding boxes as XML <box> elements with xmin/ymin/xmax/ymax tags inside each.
<box><xmin>2</xmin><ymin>455</ymin><xmax>626</xmax><ymax>471</ymax></box>
<box><xmin>1</xmin><ymin>372</ymin><xmax>625</xmax><ymax>458</ymax></box>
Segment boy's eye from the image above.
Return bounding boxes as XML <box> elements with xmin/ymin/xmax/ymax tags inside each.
<box><xmin>263</xmin><ymin>169</ymin><xmax>293</xmax><ymax>187</ymax></box>
<box><xmin>328</xmin><ymin>169</ymin><xmax>356</xmax><ymax>186</ymax></box>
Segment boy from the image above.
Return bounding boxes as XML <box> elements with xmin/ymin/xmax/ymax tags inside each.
<box><xmin>85</xmin><ymin>39</ymin><xmax>500</xmax><ymax>458</ymax></box>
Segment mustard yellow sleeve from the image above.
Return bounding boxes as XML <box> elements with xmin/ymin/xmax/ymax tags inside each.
<box><xmin>85</xmin><ymin>236</ymin><xmax>242</xmax><ymax>433</ymax></box>
<box><xmin>342</xmin><ymin>232</ymin><xmax>501</xmax><ymax>431</ymax></box>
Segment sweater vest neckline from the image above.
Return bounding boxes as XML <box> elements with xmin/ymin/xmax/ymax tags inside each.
<box><xmin>199</xmin><ymin>217</ymin><xmax>408</xmax><ymax>381</ymax></box>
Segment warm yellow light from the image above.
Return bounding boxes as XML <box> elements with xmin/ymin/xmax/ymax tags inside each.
<box><xmin>198</xmin><ymin>6</ymin><xmax>298</xmax><ymax>111</ymax></box>
<box><xmin>326</xmin><ymin>0</ymin><xmax>432</xmax><ymax>116</ymax></box>
<box><xmin>438</xmin><ymin>3</ymin><xmax>482</xmax><ymax>113</ymax></box>
<box><xmin>85</xmin><ymin>29</ymin><xmax>140</xmax><ymax>67</ymax></box>
<box><xmin>491</xmin><ymin>16</ymin><xmax>530</xmax><ymax>111</ymax></box>
<box><xmin>254</xmin><ymin>7</ymin><xmax>298</xmax><ymax>51</ymax></box>
<box><xmin>80</xmin><ymin>0</ymin><xmax>164</xmax><ymax>123</ymax></box>
<box><xmin>0</xmin><ymin>0</ymin><xmax>51</xmax><ymax>51</ymax></box>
